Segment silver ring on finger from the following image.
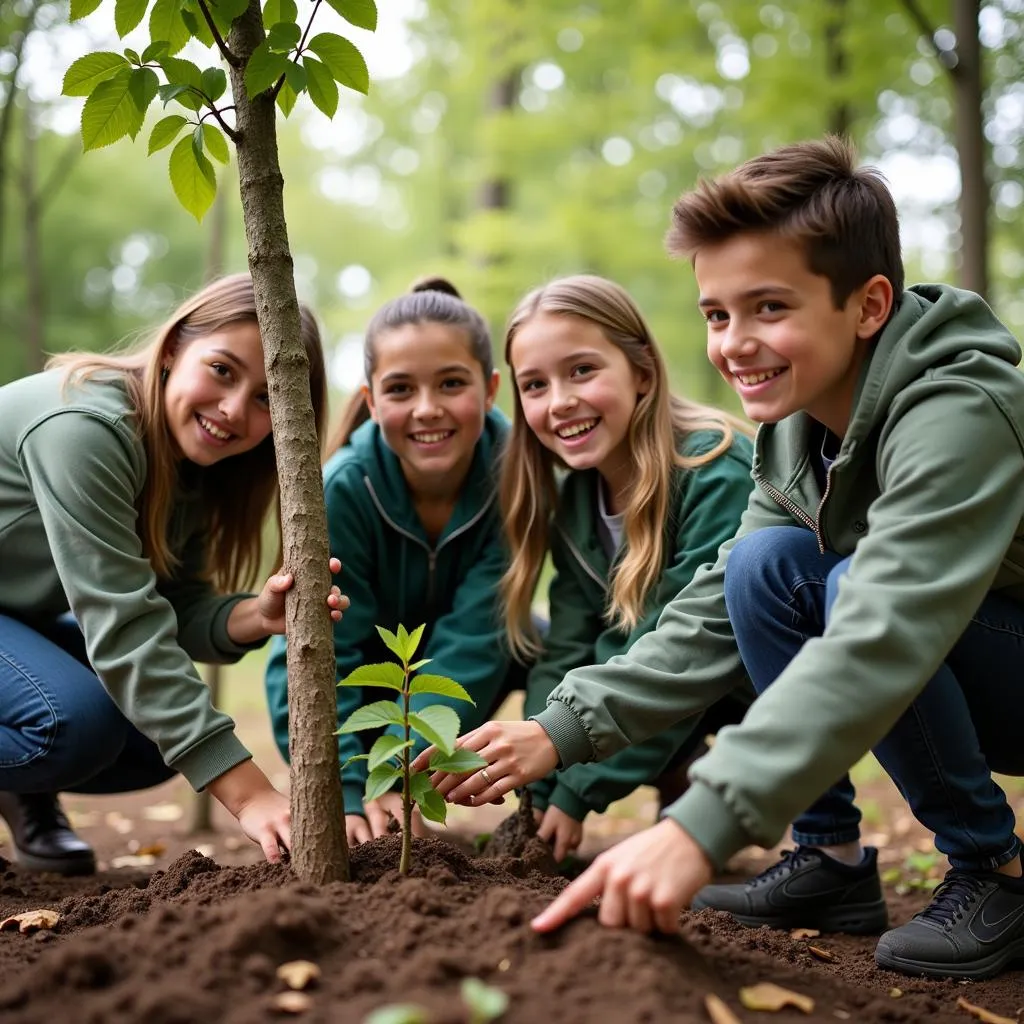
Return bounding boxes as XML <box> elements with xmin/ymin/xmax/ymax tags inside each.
<box><xmin>480</xmin><ymin>767</ymin><xmax>493</xmax><ymax>785</ymax></box>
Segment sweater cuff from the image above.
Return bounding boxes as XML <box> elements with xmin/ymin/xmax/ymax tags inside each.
<box><xmin>342</xmin><ymin>782</ymin><xmax>366</xmax><ymax>818</ymax></box>
<box><xmin>531</xmin><ymin>700</ymin><xmax>594</xmax><ymax>769</ymax></box>
<box><xmin>171</xmin><ymin>729</ymin><xmax>252</xmax><ymax>792</ymax></box>
<box><xmin>547</xmin><ymin>784</ymin><xmax>591</xmax><ymax>823</ymax></box>
<box><xmin>661</xmin><ymin>780</ymin><xmax>751</xmax><ymax>871</ymax></box>
<box><xmin>211</xmin><ymin>595</ymin><xmax>267</xmax><ymax>659</ymax></box>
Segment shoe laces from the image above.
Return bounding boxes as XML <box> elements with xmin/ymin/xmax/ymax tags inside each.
<box><xmin>917</xmin><ymin>872</ymin><xmax>985</xmax><ymax>929</ymax></box>
<box><xmin>750</xmin><ymin>847</ymin><xmax>814</xmax><ymax>887</ymax></box>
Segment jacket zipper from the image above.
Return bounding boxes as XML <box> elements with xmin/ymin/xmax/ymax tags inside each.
<box><xmin>559</xmin><ymin>528</ymin><xmax>608</xmax><ymax>591</ymax></box>
<box><xmin>363</xmin><ymin>478</ymin><xmax>495</xmax><ymax>606</ymax></box>
<box><xmin>756</xmin><ymin>470</ymin><xmax>831</xmax><ymax>554</ymax></box>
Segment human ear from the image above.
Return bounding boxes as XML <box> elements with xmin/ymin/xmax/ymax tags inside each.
<box><xmin>362</xmin><ymin>383</ymin><xmax>380</xmax><ymax>423</ymax></box>
<box><xmin>855</xmin><ymin>275</ymin><xmax>894</xmax><ymax>340</ymax></box>
<box><xmin>484</xmin><ymin>370</ymin><xmax>500</xmax><ymax>410</ymax></box>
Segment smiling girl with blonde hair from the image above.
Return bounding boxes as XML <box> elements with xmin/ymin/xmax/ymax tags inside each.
<box><xmin>494</xmin><ymin>273</ymin><xmax>756</xmax><ymax>860</ymax></box>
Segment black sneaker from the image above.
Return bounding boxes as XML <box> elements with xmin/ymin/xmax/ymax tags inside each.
<box><xmin>0</xmin><ymin>792</ymin><xmax>96</xmax><ymax>876</ymax></box>
<box><xmin>874</xmin><ymin>864</ymin><xmax>1024</xmax><ymax>979</ymax></box>
<box><xmin>690</xmin><ymin>846</ymin><xmax>889</xmax><ymax>934</ymax></box>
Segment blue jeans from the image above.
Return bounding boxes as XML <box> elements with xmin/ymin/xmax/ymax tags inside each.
<box><xmin>724</xmin><ymin>526</ymin><xmax>1024</xmax><ymax>873</ymax></box>
<box><xmin>0</xmin><ymin>613</ymin><xmax>175</xmax><ymax>795</ymax></box>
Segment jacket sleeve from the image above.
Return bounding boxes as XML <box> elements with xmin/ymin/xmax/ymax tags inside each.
<box><xmin>263</xmin><ymin>467</ymin><xmax>381</xmax><ymax>817</ymax></box>
<box><xmin>673</xmin><ymin>383</ymin><xmax>1024</xmax><ymax>867</ymax></box>
<box><xmin>522</xmin><ymin>532</ymin><xmax>605</xmax><ymax>811</ymax></box>
<box><xmin>545</xmin><ymin>447</ymin><xmax>756</xmax><ymax>820</ymax></box>
<box><xmin>18</xmin><ymin>411</ymin><xmax>250</xmax><ymax>791</ymax></box>
<box><xmin>530</xmin><ymin>478</ymin><xmax>790</xmax><ymax>774</ymax></box>
<box><xmin>399</xmin><ymin>521</ymin><xmax>512</xmax><ymax>755</ymax></box>
<box><xmin>157</xmin><ymin>524</ymin><xmax>261</xmax><ymax>664</ymax></box>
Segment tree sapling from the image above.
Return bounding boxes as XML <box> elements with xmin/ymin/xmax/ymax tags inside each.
<box><xmin>338</xmin><ymin>624</ymin><xmax>487</xmax><ymax>874</ymax></box>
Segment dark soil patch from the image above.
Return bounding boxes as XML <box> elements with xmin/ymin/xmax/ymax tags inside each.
<box><xmin>1</xmin><ymin>840</ymin><xmax>1022</xmax><ymax>1024</ymax></box>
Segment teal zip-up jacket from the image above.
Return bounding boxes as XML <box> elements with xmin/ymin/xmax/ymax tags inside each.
<box><xmin>264</xmin><ymin>410</ymin><xmax>511</xmax><ymax>816</ymax></box>
<box><xmin>532</xmin><ymin>285</ymin><xmax>1024</xmax><ymax>868</ymax></box>
<box><xmin>0</xmin><ymin>371</ymin><xmax>258</xmax><ymax>790</ymax></box>
<box><xmin>524</xmin><ymin>429</ymin><xmax>754</xmax><ymax>822</ymax></box>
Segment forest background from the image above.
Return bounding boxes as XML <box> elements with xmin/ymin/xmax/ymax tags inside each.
<box><xmin>2</xmin><ymin>0</ymin><xmax>1022</xmax><ymax>413</ymax></box>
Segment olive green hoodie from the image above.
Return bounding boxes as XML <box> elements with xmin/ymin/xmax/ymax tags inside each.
<box><xmin>524</xmin><ymin>430</ymin><xmax>754</xmax><ymax>821</ymax></box>
<box><xmin>0</xmin><ymin>370</ymin><xmax>258</xmax><ymax>791</ymax></box>
<box><xmin>264</xmin><ymin>410</ymin><xmax>511</xmax><ymax>816</ymax></box>
<box><xmin>532</xmin><ymin>284</ymin><xmax>1024</xmax><ymax>868</ymax></box>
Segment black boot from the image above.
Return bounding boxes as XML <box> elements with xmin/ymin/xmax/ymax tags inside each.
<box><xmin>0</xmin><ymin>792</ymin><xmax>96</xmax><ymax>875</ymax></box>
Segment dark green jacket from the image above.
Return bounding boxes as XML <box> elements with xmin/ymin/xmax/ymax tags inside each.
<box><xmin>264</xmin><ymin>410</ymin><xmax>511</xmax><ymax>815</ymax></box>
<box><xmin>0</xmin><ymin>371</ymin><xmax>257</xmax><ymax>790</ymax></box>
<box><xmin>524</xmin><ymin>430</ymin><xmax>754</xmax><ymax>821</ymax></box>
<box><xmin>533</xmin><ymin>285</ymin><xmax>1024</xmax><ymax>868</ymax></box>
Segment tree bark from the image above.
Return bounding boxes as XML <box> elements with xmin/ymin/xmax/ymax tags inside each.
<box><xmin>825</xmin><ymin>0</ymin><xmax>851</xmax><ymax>138</ymax></box>
<box><xmin>227</xmin><ymin>0</ymin><xmax>348</xmax><ymax>883</ymax></box>
<box><xmin>952</xmin><ymin>0</ymin><xmax>988</xmax><ymax>299</ymax></box>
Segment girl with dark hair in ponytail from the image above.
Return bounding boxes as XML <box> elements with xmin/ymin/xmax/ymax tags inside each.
<box><xmin>264</xmin><ymin>278</ymin><xmax>511</xmax><ymax>845</ymax></box>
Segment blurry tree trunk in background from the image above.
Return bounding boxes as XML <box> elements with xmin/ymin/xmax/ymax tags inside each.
<box><xmin>825</xmin><ymin>0</ymin><xmax>850</xmax><ymax>138</ymax></box>
<box><xmin>900</xmin><ymin>0</ymin><xmax>988</xmax><ymax>299</ymax></box>
<box><xmin>20</xmin><ymin>97</ymin><xmax>44</xmax><ymax>372</ymax></box>
<box><xmin>477</xmin><ymin>72</ymin><xmax>516</xmax><ymax>214</ymax></box>
<box><xmin>0</xmin><ymin>0</ymin><xmax>43</xmax><ymax>279</ymax></box>
<box><xmin>191</xmin><ymin>181</ymin><xmax>230</xmax><ymax>836</ymax></box>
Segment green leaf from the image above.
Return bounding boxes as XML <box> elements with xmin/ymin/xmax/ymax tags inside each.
<box><xmin>149</xmin><ymin>114</ymin><xmax>187</xmax><ymax>154</ymax></box>
<box><xmin>324</xmin><ymin>0</ymin><xmax>377</xmax><ymax>31</ymax></box>
<box><xmin>141</xmin><ymin>40</ymin><xmax>169</xmax><ymax>62</ymax></box>
<box><xmin>159</xmin><ymin>56</ymin><xmax>204</xmax><ymax>110</ymax></box>
<box><xmin>115</xmin><ymin>0</ymin><xmax>150</xmax><ymax>37</ymax></box>
<box><xmin>396</xmin><ymin>623</ymin><xmax>412</xmax><ymax>661</ymax></box>
<box><xmin>410</xmin><ymin>772</ymin><xmax>447</xmax><ymax>824</ymax></box>
<box><xmin>302</xmin><ymin>57</ymin><xmax>338</xmax><ymax>117</ymax></box>
<box><xmin>409</xmin><ymin>674</ymin><xmax>475</xmax><ymax>705</ymax></box>
<box><xmin>367</xmin><ymin>735</ymin><xmax>412</xmax><ymax>772</ymax></box>
<box><xmin>408</xmin><ymin>706</ymin><xmax>459</xmax><ymax>756</ymax></box>
<box><xmin>262</xmin><ymin>0</ymin><xmax>298</xmax><ymax>26</ymax></box>
<box><xmin>375</xmin><ymin>626</ymin><xmax>403</xmax><ymax>662</ymax></box>
<box><xmin>124</xmin><ymin>48</ymin><xmax>142</xmax><ymax>65</ymax></box>
<box><xmin>192</xmin><ymin>123</ymin><xmax>205</xmax><ymax>158</ymax></box>
<box><xmin>307</xmin><ymin>32</ymin><xmax>369</xmax><ymax>95</ymax></box>
<box><xmin>149</xmin><ymin>0</ymin><xmax>191</xmax><ymax>56</ymax></box>
<box><xmin>283</xmin><ymin>60</ymin><xmax>306</xmax><ymax>92</ymax></box>
<box><xmin>341</xmin><ymin>753</ymin><xmax>368</xmax><ymax>766</ymax></box>
<box><xmin>363</xmin><ymin>1006</ymin><xmax>429</xmax><ymax>1024</ymax></box>
<box><xmin>460</xmin><ymin>979</ymin><xmax>509</xmax><ymax>1024</ymax></box>
<box><xmin>180</xmin><ymin>8</ymin><xmax>212</xmax><ymax>47</ymax></box>
<box><xmin>212</xmin><ymin>0</ymin><xmax>250</xmax><ymax>18</ymax></box>
<box><xmin>406</xmin><ymin>624</ymin><xmax>425</xmax><ymax>660</ymax></box>
<box><xmin>337</xmin><ymin>699</ymin><xmax>404</xmax><ymax>733</ymax></box>
<box><xmin>70</xmin><ymin>0</ymin><xmax>104</xmax><ymax>19</ymax></box>
<box><xmin>266</xmin><ymin>20</ymin><xmax>301</xmax><ymax>52</ymax></box>
<box><xmin>202</xmin><ymin>123</ymin><xmax>230</xmax><ymax>163</ymax></box>
<box><xmin>408</xmin><ymin>658</ymin><xmax>431</xmax><ymax>672</ymax></box>
<box><xmin>427</xmin><ymin>748</ymin><xmax>488</xmax><ymax>773</ymax></box>
<box><xmin>169</xmin><ymin>134</ymin><xmax>217</xmax><ymax>221</ymax></box>
<box><xmin>245</xmin><ymin>41</ymin><xmax>290</xmax><ymax>96</ymax></box>
<box><xmin>364</xmin><ymin>764</ymin><xmax>402</xmax><ymax>802</ymax></box>
<box><xmin>337</xmin><ymin>662</ymin><xmax>405</xmax><ymax>692</ymax></box>
<box><xmin>275</xmin><ymin>79</ymin><xmax>298</xmax><ymax>117</ymax></box>
<box><xmin>80</xmin><ymin>72</ymin><xmax>137</xmax><ymax>151</ymax></box>
<box><xmin>127</xmin><ymin>67</ymin><xmax>159</xmax><ymax>135</ymax></box>
<box><xmin>201</xmin><ymin>67</ymin><xmax>227</xmax><ymax>102</ymax></box>
<box><xmin>62</xmin><ymin>53</ymin><xmax>129</xmax><ymax>97</ymax></box>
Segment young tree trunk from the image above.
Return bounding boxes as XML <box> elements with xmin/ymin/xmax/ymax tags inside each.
<box><xmin>20</xmin><ymin>97</ymin><xmax>45</xmax><ymax>373</ymax></box>
<box><xmin>952</xmin><ymin>0</ymin><xmax>988</xmax><ymax>299</ymax></box>
<box><xmin>825</xmin><ymin>0</ymin><xmax>851</xmax><ymax>139</ymax></box>
<box><xmin>227</xmin><ymin>0</ymin><xmax>348</xmax><ymax>884</ymax></box>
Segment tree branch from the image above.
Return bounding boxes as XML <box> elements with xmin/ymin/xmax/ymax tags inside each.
<box><xmin>898</xmin><ymin>0</ymin><xmax>960</xmax><ymax>76</ymax></box>
<box><xmin>202</xmin><ymin>100</ymin><xmax>241</xmax><ymax>143</ymax></box>
<box><xmin>196</xmin><ymin>0</ymin><xmax>243</xmax><ymax>67</ymax></box>
<box><xmin>271</xmin><ymin>0</ymin><xmax>325</xmax><ymax>101</ymax></box>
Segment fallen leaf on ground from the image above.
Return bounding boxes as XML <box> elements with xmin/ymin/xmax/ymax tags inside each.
<box><xmin>497</xmin><ymin>958</ymin><xmax>511</xmax><ymax>972</ymax></box>
<box><xmin>705</xmin><ymin>992</ymin><xmax>741</xmax><ymax>1024</ymax></box>
<box><xmin>808</xmin><ymin>945</ymin><xmax>836</xmax><ymax>962</ymax></box>
<box><xmin>0</xmin><ymin>909</ymin><xmax>60</xmax><ymax>934</ymax></box>
<box><xmin>142</xmin><ymin>802</ymin><xmax>183</xmax><ymax>822</ymax></box>
<box><xmin>790</xmin><ymin>928</ymin><xmax>820</xmax><ymax>940</ymax></box>
<box><xmin>276</xmin><ymin>961</ymin><xmax>321</xmax><ymax>990</ymax></box>
<box><xmin>889</xmin><ymin>988</ymin><xmax>903</xmax><ymax>999</ymax></box>
<box><xmin>955</xmin><ymin>996</ymin><xmax>1017</xmax><ymax>1024</ymax></box>
<box><xmin>270</xmin><ymin>991</ymin><xmax>312</xmax><ymax>1014</ymax></box>
<box><xmin>110</xmin><ymin>854</ymin><xmax>156</xmax><ymax>868</ymax></box>
<box><xmin>104</xmin><ymin>811</ymin><xmax>134</xmax><ymax>834</ymax></box>
<box><xmin>128</xmin><ymin>840</ymin><xmax>167</xmax><ymax>857</ymax></box>
<box><xmin>739</xmin><ymin>983</ymin><xmax>814</xmax><ymax>1014</ymax></box>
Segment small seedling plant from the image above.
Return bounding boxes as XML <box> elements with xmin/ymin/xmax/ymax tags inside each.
<box><xmin>337</xmin><ymin>624</ymin><xmax>487</xmax><ymax>874</ymax></box>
